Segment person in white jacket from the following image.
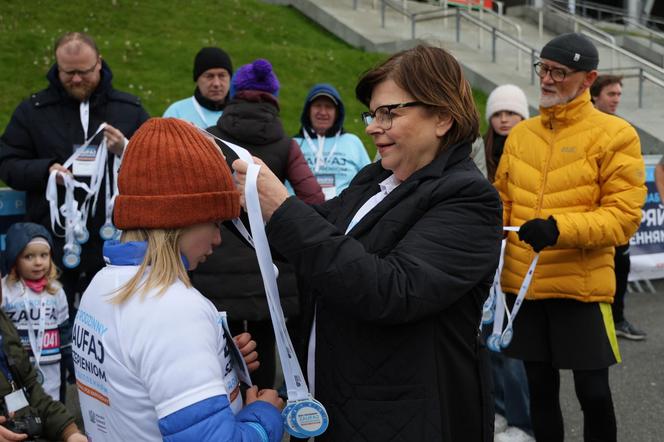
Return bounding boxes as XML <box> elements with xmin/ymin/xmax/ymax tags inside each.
<box><xmin>1</xmin><ymin>222</ymin><xmax>70</xmax><ymax>401</ymax></box>
<box><xmin>72</xmin><ymin>117</ymin><xmax>284</xmax><ymax>441</ymax></box>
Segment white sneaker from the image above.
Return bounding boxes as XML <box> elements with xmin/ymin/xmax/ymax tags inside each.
<box><xmin>494</xmin><ymin>426</ymin><xmax>535</xmax><ymax>442</ymax></box>
<box><xmin>494</xmin><ymin>414</ymin><xmax>508</xmax><ymax>435</ymax></box>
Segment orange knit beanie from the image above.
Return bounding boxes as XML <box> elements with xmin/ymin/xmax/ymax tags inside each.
<box><xmin>114</xmin><ymin>118</ymin><xmax>240</xmax><ymax>229</ymax></box>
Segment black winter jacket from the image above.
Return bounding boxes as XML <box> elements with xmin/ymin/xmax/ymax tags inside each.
<box><xmin>266</xmin><ymin>141</ymin><xmax>502</xmax><ymax>441</ymax></box>
<box><xmin>192</xmin><ymin>90</ymin><xmax>317</xmax><ymax>319</ymax></box>
<box><xmin>0</xmin><ymin>61</ymin><xmax>149</xmax><ymax>273</ymax></box>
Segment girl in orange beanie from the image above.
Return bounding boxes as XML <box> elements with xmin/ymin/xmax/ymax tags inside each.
<box><xmin>71</xmin><ymin>118</ymin><xmax>284</xmax><ymax>441</ymax></box>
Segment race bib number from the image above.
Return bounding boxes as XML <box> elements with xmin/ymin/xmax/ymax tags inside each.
<box><xmin>72</xmin><ymin>144</ymin><xmax>99</xmax><ymax>177</ymax></box>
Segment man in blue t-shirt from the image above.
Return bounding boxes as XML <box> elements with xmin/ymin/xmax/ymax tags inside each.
<box><xmin>163</xmin><ymin>47</ymin><xmax>233</xmax><ymax>128</ymax></box>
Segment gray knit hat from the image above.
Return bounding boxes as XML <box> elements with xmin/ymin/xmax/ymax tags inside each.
<box><xmin>540</xmin><ymin>33</ymin><xmax>599</xmax><ymax>71</ymax></box>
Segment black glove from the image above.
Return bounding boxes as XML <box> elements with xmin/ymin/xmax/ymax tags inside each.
<box><xmin>518</xmin><ymin>216</ymin><xmax>559</xmax><ymax>252</ymax></box>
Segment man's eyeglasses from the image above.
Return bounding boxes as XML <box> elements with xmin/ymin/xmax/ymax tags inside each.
<box><xmin>533</xmin><ymin>62</ymin><xmax>578</xmax><ymax>82</ymax></box>
<box><xmin>361</xmin><ymin>101</ymin><xmax>423</xmax><ymax>130</ymax></box>
<box><xmin>59</xmin><ymin>60</ymin><xmax>99</xmax><ymax>78</ymax></box>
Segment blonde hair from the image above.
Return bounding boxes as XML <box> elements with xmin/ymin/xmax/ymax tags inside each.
<box><xmin>7</xmin><ymin>255</ymin><xmax>60</xmax><ymax>296</ymax></box>
<box><xmin>111</xmin><ymin>229</ymin><xmax>191</xmax><ymax>304</ymax></box>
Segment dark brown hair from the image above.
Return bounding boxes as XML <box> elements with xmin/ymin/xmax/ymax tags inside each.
<box><xmin>54</xmin><ymin>32</ymin><xmax>99</xmax><ymax>57</ymax></box>
<box><xmin>590</xmin><ymin>74</ymin><xmax>623</xmax><ymax>100</ymax></box>
<box><xmin>356</xmin><ymin>45</ymin><xmax>479</xmax><ymax>152</ymax></box>
<box><xmin>483</xmin><ymin>127</ymin><xmax>499</xmax><ymax>182</ymax></box>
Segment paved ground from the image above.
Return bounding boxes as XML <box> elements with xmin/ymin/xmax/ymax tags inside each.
<box><xmin>558</xmin><ymin>288</ymin><xmax>664</xmax><ymax>441</ymax></box>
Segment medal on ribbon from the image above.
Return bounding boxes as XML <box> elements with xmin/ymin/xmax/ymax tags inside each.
<box><xmin>99</xmin><ymin>223</ymin><xmax>117</xmax><ymax>241</ymax></box>
<box><xmin>205</xmin><ymin>130</ymin><xmax>330</xmax><ymax>438</ymax></box>
<box><xmin>287</xmin><ymin>398</ymin><xmax>329</xmax><ymax>437</ymax></box>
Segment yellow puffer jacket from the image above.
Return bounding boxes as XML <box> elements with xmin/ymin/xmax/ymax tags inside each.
<box><xmin>494</xmin><ymin>90</ymin><xmax>646</xmax><ymax>303</ymax></box>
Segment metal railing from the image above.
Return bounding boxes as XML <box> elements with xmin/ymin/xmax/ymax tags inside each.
<box><xmin>582</xmin><ymin>32</ymin><xmax>664</xmax><ymax>108</ymax></box>
<box><xmin>369</xmin><ymin>0</ymin><xmax>664</xmax><ymax>107</ymax></box>
<box><xmin>454</xmin><ymin>8</ymin><xmax>540</xmax><ymax>80</ymax></box>
<box><xmin>550</xmin><ymin>0</ymin><xmax>664</xmax><ymax>32</ymax></box>
<box><xmin>551</xmin><ymin>0</ymin><xmax>624</xmax><ymax>20</ymax></box>
<box><xmin>542</xmin><ymin>2</ymin><xmax>617</xmax><ymax>68</ymax></box>
<box><xmin>376</xmin><ymin>0</ymin><xmax>523</xmax><ymax>55</ymax></box>
<box><xmin>375</xmin><ymin>1</ymin><xmax>537</xmax><ymax>78</ymax></box>
<box><xmin>621</xmin><ymin>17</ymin><xmax>664</xmax><ymax>49</ymax></box>
<box><xmin>379</xmin><ymin>0</ymin><xmax>455</xmax><ymax>39</ymax></box>
<box><xmin>552</xmin><ymin>0</ymin><xmax>664</xmax><ymax>30</ymax></box>
<box><xmin>547</xmin><ymin>0</ymin><xmax>664</xmax><ymax>49</ymax></box>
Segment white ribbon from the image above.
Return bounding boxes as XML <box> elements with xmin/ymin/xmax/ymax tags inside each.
<box><xmin>485</xmin><ymin>227</ymin><xmax>539</xmax><ymax>351</ymax></box>
<box><xmin>61</xmin><ymin>174</ymin><xmax>91</xmax><ymax>262</ymax></box>
<box><xmin>245</xmin><ymin>164</ymin><xmax>310</xmax><ymax>400</ymax></box>
<box><xmin>80</xmin><ymin>101</ymin><xmax>90</xmax><ymax>140</ymax></box>
<box><xmin>45</xmin><ymin>123</ymin><xmax>106</xmax><ymax>236</ymax></box>
<box><xmin>197</xmin><ymin>127</ymin><xmax>312</xmax><ymax>401</ymax></box>
<box><xmin>21</xmin><ymin>284</ymin><xmax>48</xmax><ymax>370</ymax></box>
<box><xmin>45</xmin><ymin>123</ymin><xmax>119</xmax><ymax>266</ymax></box>
<box><xmin>302</xmin><ymin>130</ymin><xmax>340</xmax><ymax>174</ymax></box>
<box><xmin>101</xmin><ymin>152</ymin><xmax>120</xmax><ymax>233</ymax></box>
<box><xmin>191</xmin><ymin>97</ymin><xmax>214</xmax><ymax>128</ymax></box>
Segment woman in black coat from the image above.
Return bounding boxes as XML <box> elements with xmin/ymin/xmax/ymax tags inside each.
<box><xmin>233</xmin><ymin>45</ymin><xmax>503</xmax><ymax>441</ymax></box>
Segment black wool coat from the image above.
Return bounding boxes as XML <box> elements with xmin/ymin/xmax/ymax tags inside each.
<box><xmin>191</xmin><ymin>91</ymin><xmax>299</xmax><ymax>319</ymax></box>
<box><xmin>0</xmin><ymin>61</ymin><xmax>149</xmax><ymax>274</ymax></box>
<box><xmin>267</xmin><ymin>141</ymin><xmax>503</xmax><ymax>441</ymax></box>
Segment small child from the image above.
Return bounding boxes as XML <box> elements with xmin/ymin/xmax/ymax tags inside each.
<box><xmin>1</xmin><ymin>222</ymin><xmax>70</xmax><ymax>401</ymax></box>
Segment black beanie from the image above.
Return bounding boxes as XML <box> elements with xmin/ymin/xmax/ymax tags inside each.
<box><xmin>193</xmin><ymin>47</ymin><xmax>233</xmax><ymax>81</ymax></box>
<box><xmin>540</xmin><ymin>33</ymin><xmax>599</xmax><ymax>71</ymax></box>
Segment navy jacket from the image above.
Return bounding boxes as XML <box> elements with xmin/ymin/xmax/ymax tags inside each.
<box><xmin>0</xmin><ymin>61</ymin><xmax>149</xmax><ymax>273</ymax></box>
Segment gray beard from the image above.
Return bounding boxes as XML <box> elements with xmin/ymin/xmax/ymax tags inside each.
<box><xmin>540</xmin><ymin>86</ymin><xmax>583</xmax><ymax>108</ymax></box>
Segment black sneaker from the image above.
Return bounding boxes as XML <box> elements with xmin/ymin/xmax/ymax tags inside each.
<box><xmin>615</xmin><ymin>320</ymin><xmax>647</xmax><ymax>341</ymax></box>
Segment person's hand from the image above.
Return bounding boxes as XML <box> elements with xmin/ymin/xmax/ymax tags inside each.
<box><xmin>65</xmin><ymin>433</ymin><xmax>88</xmax><ymax>442</ymax></box>
<box><xmin>518</xmin><ymin>216</ymin><xmax>559</xmax><ymax>252</ymax></box>
<box><xmin>49</xmin><ymin>163</ymin><xmax>72</xmax><ymax>186</ymax></box>
<box><xmin>245</xmin><ymin>385</ymin><xmax>285</xmax><ymax>410</ymax></box>
<box><xmin>232</xmin><ymin>157</ymin><xmax>289</xmax><ymax>222</ymax></box>
<box><xmin>0</xmin><ymin>416</ymin><xmax>27</xmax><ymax>441</ymax></box>
<box><xmin>234</xmin><ymin>332</ymin><xmax>260</xmax><ymax>373</ymax></box>
<box><xmin>103</xmin><ymin>124</ymin><xmax>127</xmax><ymax>156</ymax></box>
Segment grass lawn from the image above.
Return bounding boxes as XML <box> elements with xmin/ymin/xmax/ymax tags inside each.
<box><xmin>0</xmin><ymin>0</ymin><xmax>488</xmax><ymax>163</ymax></box>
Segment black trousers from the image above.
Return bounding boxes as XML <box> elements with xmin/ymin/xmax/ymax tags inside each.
<box><xmin>524</xmin><ymin>361</ymin><xmax>616</xmax><ymax>442</ymax></box>
<box><xmin>611</xmin><ymin>244</ymin><xmax>630</xmax><ymax>323</ymax></box>
<box><xmin>228</xmin><ymin>319</ymin><xmax>277</xmax><ymax>389</ymax></box>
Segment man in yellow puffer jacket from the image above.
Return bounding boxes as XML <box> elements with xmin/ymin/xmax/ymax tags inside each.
<box><xmin>494</xmin><ymin>33</ymin><xmax>646</xmax><ymax>442</ymax></box>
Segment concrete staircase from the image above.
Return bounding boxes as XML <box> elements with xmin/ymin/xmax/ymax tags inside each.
<box><xmin>265</xmin><ymin>0</ymin><xmax>664</xmax><ymax>153</ymax></box>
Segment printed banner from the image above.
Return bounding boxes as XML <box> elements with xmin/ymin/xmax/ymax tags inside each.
<box><xmin>629</xmin><ymin>156</ymin><xmax>664</xmax><ymax>281</ymax></box>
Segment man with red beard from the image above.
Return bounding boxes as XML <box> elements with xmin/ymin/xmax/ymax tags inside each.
<box><xmin>0</xmin><ymin>32</ymin><xmax>149</xmax><ymax>368</ymax></box>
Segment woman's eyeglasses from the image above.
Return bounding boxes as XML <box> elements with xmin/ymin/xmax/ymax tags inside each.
<box><xmin>361</xmin><ymin>101</ymin><xmax>423</xmax><ymax>130</ymax></box>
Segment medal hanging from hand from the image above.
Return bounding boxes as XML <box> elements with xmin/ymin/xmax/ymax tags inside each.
<box><xmin>483</xmin><ymin>227</ymin><xmax>539</xmax><ymax>352</ymax></box>
<box><xmin>200</xmin><ymin>128</ymin><xmax>329</xmax><ymax>438</ymax></box>
<box><xmin>99</xmin><ymin>160</ymin><xmax>119</xmax><ymax>241</ymax></box>
<box><xmin>46</xmin><ymin>123</ymin><xmax>119</xmax><ymax>268</ymax></box>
